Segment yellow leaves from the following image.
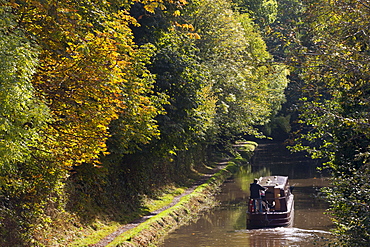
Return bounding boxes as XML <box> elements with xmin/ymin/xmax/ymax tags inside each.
<box><xmin>9</xmin><ymin>0</ymin><xmax>165</xmax><ymax>168</ymax></box>
<box><xmin>144</xmin><ymin>2</ymin><xmax>165</xmax><ymax>13</ymax></box>
<box><xmin>99</xmin><ymin>142</ymin><xmax>107</xmax><ymax>149</ymax></box>
<box><xmin>96</xmin><ymin>124</ymin><xmax>107</xmax><ymax>131</ymax></box>
<box><xmin>84</xmin><ymin>32</ymin><xmax>95</xmax><ymax>41</ymax></box>
<box><xmin>139</xmin><ymin>0</ymin><xmax>187</xmax><ymax>12</ymax></box>
<box><xmin>29</xmin><ymin>22</ymin><xmax>125</xmax><ymax>167</ymax></box>
<box><xmin>173</xmin><ymin>10</ymin><xmax>181</xmax><ymax>16</ymax></box>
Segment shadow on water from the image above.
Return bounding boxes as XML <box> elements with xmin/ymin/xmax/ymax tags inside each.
<box><xmin>160</xmin><ymin>140</ymin><xmax>334</xmax><ymax>247</ymax></box>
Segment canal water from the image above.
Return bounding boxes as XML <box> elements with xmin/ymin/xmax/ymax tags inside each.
<box><xmin>160</xmin><ymin>140</ymin><xmax>334</xmax><ymax>247</ymax></box>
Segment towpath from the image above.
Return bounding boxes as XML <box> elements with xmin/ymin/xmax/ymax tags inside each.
<box><xmin>90</xmin><ymin>162</ymin><xmax>228</xmax><ymax>247</ymax></box>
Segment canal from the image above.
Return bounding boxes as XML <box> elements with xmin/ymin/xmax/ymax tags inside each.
<box><xmin>160</xmin><ymin>140</ymin><xmax>334</xmax><ymax>246</ymax></box>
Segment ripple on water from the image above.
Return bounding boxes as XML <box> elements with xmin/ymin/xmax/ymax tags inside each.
<box><xmin>235</xmin><ymin>227</ymin><xmax>332</xmax><ymax>247</ymax></box>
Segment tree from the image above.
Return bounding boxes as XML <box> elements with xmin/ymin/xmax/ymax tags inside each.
<box><xmin>182</xmin><ymin>0</ymin><xmax>289</xmax><ymax>140</ymax></box>
<box><xmin>10</xmin><ymin>0</ymin><xmax>165</xmax><ymax>167</ymax></box>
<box><xmin>0</xmin><ymin>2</ymin><xmax>64</xmax><ymax>244</ymax></box>
<box><xmin>233</xmin><ymin>0</ymin><xmax>278</xmax><ymax>27</ymax></box>
<box><xmin>149</xmin><ymin>29</ymin><xmax>217</xmax><ymax>151</ymax></box>
<box><xmin>0</xmin><ymin>0</ymin><xmax>181</xmax><ymax>245</ymax></box>
<box><xmin>293</xmin><ymin>0</ymin><xmax>370</xmax><ymax>245</ymax></box>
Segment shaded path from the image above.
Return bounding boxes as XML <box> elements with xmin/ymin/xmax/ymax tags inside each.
<box><xmin>90</xmin><ymin>162</ymin><xmax>228</xmax><ymax>247</ymax></box>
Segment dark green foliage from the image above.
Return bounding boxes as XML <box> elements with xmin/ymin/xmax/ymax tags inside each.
<box><xmin>234</xmin><ymin>0</ymin><xmax>278</xmax><ymax>26</ymax></box>
<box><xmin>323</xmin><ymin>166</ymin><xmax>370</xmax><ymax>246</ymax></box>
<box><xmin>289</xmin><ymin>0</ymin><xmax>370</xmax><ymax>245</ymax></box>
<box><xmin>150</xmin><ymin>30</ymin><xmax>209</xmax><ymax>150</ymax></box>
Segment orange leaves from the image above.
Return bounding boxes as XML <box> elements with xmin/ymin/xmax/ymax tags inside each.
<box><xmin>187</xmin><ymin>32</ymin><xmax>201</xmax><ymax>39</ymax></box>
<box><xmin>174</xmin><ymin>22</ymin><xmax>194</xmax><ymax>31</ymax></box>
<box><xmin>173</xmin><ymin>22</ymin><xmax>200</xmax><ymax>39</ymax></box>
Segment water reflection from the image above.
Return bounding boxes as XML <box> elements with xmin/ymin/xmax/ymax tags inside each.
<box><xmin>160</xmin><ymin>141</ymin><xmax>333</xmax><ymax>247</ymax></box>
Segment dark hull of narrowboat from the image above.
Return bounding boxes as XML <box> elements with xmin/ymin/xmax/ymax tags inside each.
<box><xmin>247</xmin><ymin>198</ymin><xmax>294</xmax><ymax>229</ymax></box>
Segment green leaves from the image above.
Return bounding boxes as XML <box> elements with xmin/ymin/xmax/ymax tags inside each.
<box><xmin>0</xmin><ymin>5</ymin><xmax>61</xmax><ymax>245</ymax></box>
<box><xmin>289</xmin><ymin>0</ymin><xmax>370</xmax><ymax>244</ymax></box>
<box><xmin>183</xmin><ymin>0</ymin><xmax>288</xmax><ymax>139</ymax></box>
<box><xmin>235</xmin><ymin>0</ymin><xmax>278</xmax><ymax>26</ymax></box>
<box><xmin>0</xmin><ymin>5</ymin><xmax>50</xmax><ymax>169</ymax></box>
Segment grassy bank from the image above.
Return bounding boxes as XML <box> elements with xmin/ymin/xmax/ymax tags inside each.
<box><xmin>108</xmin><ymin>162</ymin><xmax>241</xmax><ymax>247</ymax></box>
<box><xmin>69</xmin><ymin>141</ymin><xmax>257</xmax><ymax>247</ymax></box>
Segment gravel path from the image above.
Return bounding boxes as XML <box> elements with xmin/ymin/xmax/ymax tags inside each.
<box><xmin>90</xmin><ymin>162</ymin><xmax>228</xmax><ymax>247</ymax></box>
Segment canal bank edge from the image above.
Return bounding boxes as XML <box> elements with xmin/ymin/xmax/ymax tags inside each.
<box><xmin>106</xmin><ymin>161</ymin><xmax>242</xmax><ymax>247</ymax></box>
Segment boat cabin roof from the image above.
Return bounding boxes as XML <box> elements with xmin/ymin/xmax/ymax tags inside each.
<box><xmin>258</xmin><ymin>176</ymin><xmax>289</xmax><ymax>189</ymax></box>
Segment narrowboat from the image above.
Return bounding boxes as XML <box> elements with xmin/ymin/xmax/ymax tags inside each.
<box><xmin>247</xmin><ymin>176</ymin><xmax>294</xmax><ymax>229</ymax></box>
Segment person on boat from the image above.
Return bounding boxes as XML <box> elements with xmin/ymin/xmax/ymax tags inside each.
<box><xmin>250</xmin><ymin>178</ymin><xmax>267</xmax><ymax>212</ymax></box>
